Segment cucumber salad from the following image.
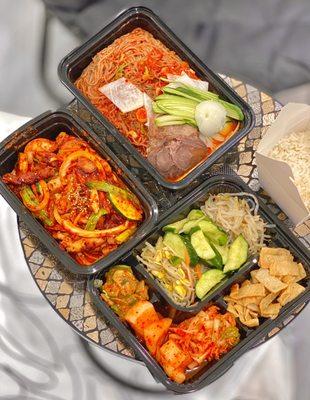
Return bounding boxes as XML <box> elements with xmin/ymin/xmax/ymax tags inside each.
<box><xmin>137</xmin><ymin>193</ymin><xmax>267</xmax><ymax>306</ymax></box>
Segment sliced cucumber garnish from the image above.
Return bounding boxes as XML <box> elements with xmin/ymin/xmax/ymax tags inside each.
<box><xmin>198</xmin><ymin>220</ymin><xmax>228</xmax><ymax>245</ymax></box>
<box><xmin>190</xmin><ymin>229</ymin><xmax>216</xmax><ymax>261</ymax></box>
<box><xmin>162</xmin><ymin>218</ymin><xmax>188</xmax><ymax>233</ymax></box>
<box><xmin>223</xmin><ymin>234</ymin><xmax>248</xmax><ymax>273</ymax></box>
<box><xmin>163</xmin><ymin>232</ymin><xmax>188</xmax><ymax>262</ymax></box>
<box><xmin>195</xmin><ymin>269</ymin><xmax>225</xmax><ymax>299</ymax></box>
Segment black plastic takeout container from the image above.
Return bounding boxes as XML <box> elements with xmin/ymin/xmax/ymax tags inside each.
<box><xmin>58</xmin><ymin>7</ymin><xmax>255</xmax><ymax>190</ymax></box>
<box><xmin>0</xmin><ymin>110</ymin><xmax>158</xmax><ymax>275</ymax></box>
<box><xmin>88</xmin><ymin>174</ymin><xmax>309</xmax><ymax>393</ymax></box>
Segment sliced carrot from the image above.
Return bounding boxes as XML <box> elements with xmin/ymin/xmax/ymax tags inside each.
<box><xmin>136</xmin><ymin>108</ymin><xmax>147</xmax><ymax>123</ymax></box>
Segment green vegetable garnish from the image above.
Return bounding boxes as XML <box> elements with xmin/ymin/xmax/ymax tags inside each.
<box><xmin>152</xmin><ymin>84</ymin><xmax>244</xmax><ymax>128</ymax></box>
<box><xmin>20</xmin><ymin>186</ymin><xmax>52</xmax><ymax>226</ymax></box>
<box><xmin>170</xmin><ymin>255</ymin><xmax>182</xmax><ymax>267</ymax></box>
<box><xmin>221</xmin><ymin>326</ymin><xmax>240</xmax><ymax>342</ymax></box>
<box><xmin>85</xmin><ymin>208</ymin><xmax>107</xmax><ymax>230</ymax></box>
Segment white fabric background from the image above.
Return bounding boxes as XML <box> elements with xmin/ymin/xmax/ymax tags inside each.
<box><xmin>0</xmin><ymin>112</ymin><xmax>309</xmax><ymax>400</ymax></box>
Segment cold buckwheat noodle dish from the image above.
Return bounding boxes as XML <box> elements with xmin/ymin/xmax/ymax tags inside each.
<box><xmin>75</xmin><ymin>28</ymin><xmax>244</xmax><ymax>181</ymax></box>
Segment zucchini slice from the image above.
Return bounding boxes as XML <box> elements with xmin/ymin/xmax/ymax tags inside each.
<box><xmin>115</xmin><ymin>226</ymin><xmax>137</xmax><ymax>244</ymax></box>
<box><xmin>87</xmin><ymin>181</ymin><xmax>142</xmax><ymax>221</ymax></box>
<box><xmin>213</xmin><ymin>244</ymin><xmax>229</xmax><ymax>265</ymax></box>
<box><xmin>108</xmin><ymin>191</ymin><xmax>143</xmax><ymax>221</ymax></box>
<box><xmin>182</xmin><ymin>219</ymin><xmax>200</xmax><ymax>234</ymax></box>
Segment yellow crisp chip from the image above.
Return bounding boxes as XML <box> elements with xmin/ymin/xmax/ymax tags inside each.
<box><xmin>227</xmin><ymin>303</ymin><xmax>239</xmax><ymax>318</ymax></box>
<box><xmin>269</xmin><ymin>260</ymin><xmax>300</xmax><ymax>277</ymax></box>
<box><xmin>261</xmin><ymin>303</ymin><xmax>281</xmax><ymax>318</ymax></box>
<box><xmin>229</xmin><ymin>283</ymin><xmax>240</xmax><ymax>299</ymax></box>
<box><xmin>237</xmin><ymin>283</ymin><xmax>266</xmax><ymax>298</ymax></box>
<box><xmin>254</xmin><ymin>269</ymin><xmax>287</xmax><ymax>293</ymax></box>
<box><xmin>278</xmin><ymin>283</ymin><xmax>305</xmax><ymax>306</ymax></box>
<box><xmin>281</xmin><ymin>263</ymin><xmax>306</xmax><ymax>284</ymax></box>
<box><xmin>225</xmin><ymin>247</ymin><xmax>306</xmax><ymax>329</ymax></box>
<box><xmin>250</xmin><ymin>269</ymin><xmax>260</xmax><ymax>283</ymax></box>
<box><xmin>297</xmin><ymin>263</ymin><xmax>307</xmax><ymax>281</ymax></box>
<box><xmin>282</xmin><ymin>275</ymin><xmax>298</xmax><ymax>284</ymax></box>
<box><xmin>260</xmin><ymin>292</ymin><xmax>279</xmax><ymax>313</ymax></box>
<box><xmin>234</xmin><ymin>304</ymin><xmax>245</xmax><ymax>316</ymax></box>
<box><xmin>259</xmin><ymin>247</ymin><xmax>293</xmax><ymax>269</ymax></box>
<box><xmin>240</xmin><ymin>314</ymin><xmax>259</xmax><ymax>328</ymax></box>
<box><xmin>246</xmin><ymin>303</ymin><xmax>260</xmax><ymax>313</ymax></box>
<box><xmin>260</xmin><ymin>247</ymin><xmax>292</xmax><ymax>257</ymax></box>
<box><xmin>242</xmin><ymin>296</ymin><xmax>263</xmax><ymax>307</ymax></box>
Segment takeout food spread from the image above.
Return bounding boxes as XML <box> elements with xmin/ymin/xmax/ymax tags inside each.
<box><xmin>0</xmin><ymin>6</ymin><xmax>309</xmax><ymax>394</ymax></box>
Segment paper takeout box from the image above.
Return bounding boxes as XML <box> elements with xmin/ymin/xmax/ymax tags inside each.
<box><xmin>256</xmin><ymin>102</ymin><xmax>310</xmax><ymax>226</ymax></box>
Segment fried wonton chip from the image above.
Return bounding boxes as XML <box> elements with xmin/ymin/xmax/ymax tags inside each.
<box><xmin>246</xmin><ymin>303</ymin><xmax>260</xmax><ymax>313</ymax></box>
<box><xmin>229</xmin><ymin>283</ymin><xmax>240</xmax><ymax>299</ymax></box>
<box><xmin>281</xmin><ymin>263</ymin><xmax>307</xmax><ymax>284</ymax></box>
<box><xmin>260</xmin><ymin>247</ymin><xmax>292</xmax><ymax>257</ymax></box>
<box><xmin>234</xmin><ymin>304</ymin><xmax>245</xmax><ymax>316</ymax></box>
<box><xmin>259</xmin><ymin>247</ymin><xmax>293</xmax><ymax>269</ymax></box>
<box><xmin>254</xmin><ymin>268</ymin><xmax>287</xmax><ymax>293</ymax></box>
<box><xmin>227</xmin><ymin>303</ymin><xmax>239</xmax><ymax>318</ymax></box>
<box><xmin>237</xmin><ymin>283</ymin><xmax>266</xmax><ymax>298</ymax></box>
<box><xmin>260</xmin><ymin>303</ymin><xmax>281</xmax><ymax>318</ymax></box>
<box><xmin>282</xmin><ymin>275</ymin><xmax>298</xmax><ymax>284</ymax></box>
<box><xmin>259</xmin><ymin>292</ymin><xmax>279</xmax><ymax>313</ymax></box>
<box><xmin>297</xmin><ymin>263</ymin><xmax>307</xmax><ymax>281</ymax></box>
<box><xmin>225</xmin><ymin>247</ymin><xmax>306</xmax><ymax>329</ymax></box>
<box><xmin>242</xmin><ymin>296</ymin><xmax>263</xmax><ymax>307</ymax></box>
<box><xmin>250</xmin><ymin>269</ymin><xmax>260</xmax><ymax>283</ymax></box>
<box><xmin>269</xmin><ymin>260</ymin><xmax>300</xmax><ymax>277</ymax></box>
<box><xmin>278</xmin><ymin>283</ymin><xmax>305</xmax><ymax>306</ymax></box>
<box><xmin>240</xmin><ymin>313</ymin><xmax>259</xmax><ymax>328</ymax></box>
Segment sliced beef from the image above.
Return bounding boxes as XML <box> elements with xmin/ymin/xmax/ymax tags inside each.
<box><xmin>147</xmin><ymin>134</ymin><xmax>208</xmax><ymax>180</ymax></box>
<box><xmin>148</xmin><ymin>119</ymin><xmax>199</xmax><ymax>141</ymax></box>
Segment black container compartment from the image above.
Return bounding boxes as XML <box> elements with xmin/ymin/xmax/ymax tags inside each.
<box><xmin>88</xmin><ymin>241</ymin><xmax>309</xmax><ymax>393</ymax></box>
<box><xmin>115</xmin><ymin>174</ymin><xmax>309</xmax><ymax>313</ymax></box>
<box><xmin>0</xmin><ymin>110</ymin><xmax>158</xmax><ymax>275</ymax></box>
<box><xmin>58</xmin><ymin>6</ymin><xmax>255</xmax><ymax>190</ymax></box>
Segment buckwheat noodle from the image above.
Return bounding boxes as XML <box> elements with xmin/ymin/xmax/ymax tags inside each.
<box><xmin>75</xmin><ymin>28</ymin><xmax>195</xmax><ymax>155</ymax></box>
